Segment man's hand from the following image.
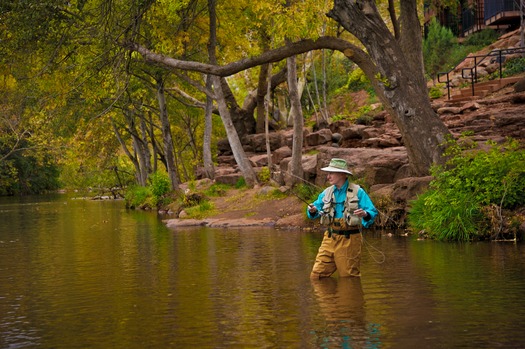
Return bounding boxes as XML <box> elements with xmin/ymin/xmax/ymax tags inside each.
<box><xmin>353</xmin><ymin>209</ymin><xmax>368</xmax><ymax>218</ymax></box>
<box><xmin>308</xmin><ymin>204</ymin><xmax>318</xmax><ymax>214</ymax></box>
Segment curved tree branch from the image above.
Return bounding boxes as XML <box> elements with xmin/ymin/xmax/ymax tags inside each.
<box><xmin>123</xmin><ymin>36</ymin><xmax>376</xmax><ymax>77</ymax></box>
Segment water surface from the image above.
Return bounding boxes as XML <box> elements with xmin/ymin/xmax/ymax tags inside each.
<box><xmin>1</xmin><ymin>195</ymin><xmax>524</xmax><ymax>348</ymax></box>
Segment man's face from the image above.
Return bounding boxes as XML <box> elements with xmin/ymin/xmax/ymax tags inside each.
<box><xmin>326</xmin><ymin>172</ymin><xmax>347</xmax><ymax>187</ymax></box>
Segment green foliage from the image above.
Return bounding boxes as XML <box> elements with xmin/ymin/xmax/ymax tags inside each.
<box><xmin>59</xmin><ymin>155</ymin><xmax>135</xmax><ymax>193</ymax></box>
<box><xmin>428</xmin><ymin>84</ymin><xmax>445</xmax><ymax>99</ymax></box>
<box><xmin>294</xmin><ymin>183</ymin><xmax>319</xmax><ymax>204</ymax></box>
<box><xmin>463</xmin><ymin>28</ymin><xmax>499</xmax><ymax>46</ymax></box>
<box><xmin>203</xmin><ymin>183</ymin><xmax>230</xmax><ymax>197</ymax></box>
<box><xmin>409</xmin><ymin>189</ymin><xmax>485</xmax><ymax>241</ymax></box>
<box><xmin>424</xmin><ymin>24</ymin><xmax>499</xmax><ymax>82</ymax></box>
<box><xmin>184</xmin><ymin>200</ymin><xmax>215</xmax><ymax>219</ymax></box>
<box><xmin>0</xmin><ymin>139</ymin><xmax>60</xmax><ymax>196</ymax></box>
<box><xmin>408</xmin><ymin>138</ymin><xmax>525</xmax><ymax>241</ymax></box>
<box><xmin>235</xmin><ymin>177</ymin><xmax>247</xmax><ymax>189</ymax></box>
<box><xmin>423</xmin><ymin>18</ymin><xmax>457</xmax><ymax>80</ymax></box>
<box><xmin>344</xmin><ymin>68</ymin><xmax>372</xmax><ymax>93</ymax></box>
<box><xmin>149</xmin><ymin>171</ymin><xmax>171</xmax><ymax>201</ymax></box>
<box><xmin>257</xmin><ymin>166</ymin><xmax>271</xmax><ymax>184</ymax></box>
<box><xmin>124</xmin><ymin>171</ymin><xmax>173</xmax><ymax>208</ymax></box>
<box><xmin>503</xmin><ymin>57</ymin><xmax>525</xmax><ymax>77</ymax></box>
<box><xmin>125</xmin><ymin>185</ymin><xmax>152</xmax><ymax>209</ymax></box>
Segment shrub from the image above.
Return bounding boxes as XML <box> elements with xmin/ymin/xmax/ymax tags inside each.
<box><xmin>428</xmin><ymin>84</ymin><xmax>445</xmax><ymax>99</ymax></box>
<box><xmin>257</xmin><ymin>167</ymin><xmax>271</xmax><ymax>184</ymax></box>
<box><xmin>125</xmin><ymin>185</ymin><xmax>151</xmax><ymax>209</ymax></box>
<box><xmin>184</xmin><ymin>200</ymin><xmax>215</xmax><ymax>219</ymax></box>
<box><xmin>408</xmin><ymin>138</ymin><xmax>525</xmax><ymax>241</ymax></box>
<box><xmin>503</xmin><ymin>57</ymin><xmax>525</xmax><ymax>77</ymax></box>
<box><xmin>345</xmin><ymin>68</ymin><xmax>372</xmax><ymax>93</ymax></box>
<box><xmin>463</xmin><ymin>28</ymin><xmax>499</xmax><ymax>46</ymax></box>
<box><xmin>235</xmin><ymin>177</ymin><xmax>247</xmax><ymax>189</ymax></box>
<box><xmin>149</xmin><ymin>171</ymin><xmax>171</xmax><ymax>202</ymax></box>
<box><xmin>423</xmin><ymin>18</ymin><xmax>457</xmax><ymax>80</ymax></box>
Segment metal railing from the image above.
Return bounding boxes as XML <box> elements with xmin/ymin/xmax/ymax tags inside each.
<box><xmin>485</xmin><ymin>0</ymin><xmax>521</xmax><ymax>21</ymax></box>
<box><xmin>437</xmin><ymin>46</ymin><xmax>525</xmax><ymax>99</ymax></box>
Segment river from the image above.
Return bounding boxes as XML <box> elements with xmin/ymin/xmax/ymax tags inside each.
<box><xmin>1</xmin><ymin>194</ymin><xmax>524</xmax><ymax>348</ymax></box>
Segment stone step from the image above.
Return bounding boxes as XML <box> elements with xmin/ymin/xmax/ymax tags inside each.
<box><xmin>447</xmin><ymin>76</ymin><xmax>521</xmax><ymax>102</ymax></box>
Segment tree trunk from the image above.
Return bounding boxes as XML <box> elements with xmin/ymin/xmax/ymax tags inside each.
<box><xmin>265</xmin><ymin>62</ymin><xmax>273</xmax><ymax>171</ymax></box>
<box><xmin>155</xmin><ymin>75</ymin><xmax>180</xmax><ymax>191</ymax></box>
<box><xmin>287</xmin><ymin>55</ymin><xmax>304</xmax><ymax>185</ymax></box>
<box><xmin>212</xmin><ymin>75</ymin><xmax>258</xmax><ymax>187</ymax></box>
<box><xmin>202</xmin><ymin>74</ymin><xmax>215</xmax><ymax>179</ymax></box>
<box><xmin>111</xmin><ymin>118</ymin><xmax>146</xmax><ymax>186</ymax></box>
<box><xmin>256</xmin><ymin>63</ymin><xmax>270</xmax><ymax>133</ymax></box>
<box><xmin>327</xmin><ymin>0</ymin><xmax>451</xmax><ymax>175</ymax></box>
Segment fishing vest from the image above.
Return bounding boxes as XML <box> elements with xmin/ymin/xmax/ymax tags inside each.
<box><xmin>319</xmin><ymin>183</ymin><xmax>362</xmax><ymax>227</ymax></box>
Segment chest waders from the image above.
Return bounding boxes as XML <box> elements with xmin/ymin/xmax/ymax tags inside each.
<box><xmin>319</xmin><ymin>183</ymin><xmax>361</xmax><ymax>238</ymax></box>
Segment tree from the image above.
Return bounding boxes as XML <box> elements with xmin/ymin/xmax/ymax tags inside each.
<box><xmin>423</xmin><ymin>18</ymin><xmax>456</xmax><ymax>81</ymax></box>
<box><xmin>126</xmin><ymin>0</ymin><xmax>452</xmax><ymax>176</ymax></box>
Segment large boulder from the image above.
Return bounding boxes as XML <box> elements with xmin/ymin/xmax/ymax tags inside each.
<box><xmin>392</xmin><ymin>176</ymin><xmax>433</xmax><ymax>203</ymax></box>
<box><xmin>244</xmin><ymin>132</ymin><xmax>285</xmax><ymax>152</ymax></box>
<box><xmin>313</xmin><ymin>146</ymin><xmax>408</xmax><ymax>187</ymax></box>
<box><xmin>305</xmin><ymin>128</ymin><xmax>333</xmax><ymax>146</ymax></box>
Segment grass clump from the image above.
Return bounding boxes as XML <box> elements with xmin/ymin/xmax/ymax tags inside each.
<box><xmin>503</xmin><ymin>57</ymin><xmax>525</xmax><ymax>77</ymax></box>
<box><xmin>203</xmin><ymin>183</ymin><xmax>230</xmax><ymax>197</ymax></box>
<box><xmin>408</xmin><ymin>138</ymin><xmax>525</xmax><ymax>241</ymax></box>
<box><xmin>124</xmin><ymin>171</ymin><xmax>172</xmax><ymax>209</ymax></box>
<box><xmin>184</xmin><ymin>200</ymin><xmax>216</xmax><ymax>219</ymax></box>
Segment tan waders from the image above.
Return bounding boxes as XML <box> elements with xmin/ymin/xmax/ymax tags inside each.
<box><xmin>310</xmin><ymin>230</ymin><xmax>363</xmax><ymax>278</ymax></box>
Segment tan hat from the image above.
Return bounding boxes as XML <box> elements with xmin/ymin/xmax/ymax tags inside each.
<box><xmin>321</xmin><ymin>158</ymin><xmax>352</xmax><ymax>175</ymax></box>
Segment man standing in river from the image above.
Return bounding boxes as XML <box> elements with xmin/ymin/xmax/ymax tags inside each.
<box><xmin>307</xmin><ymin>158</ymin><xmax>378</xmax><ymax>278</ymax></box>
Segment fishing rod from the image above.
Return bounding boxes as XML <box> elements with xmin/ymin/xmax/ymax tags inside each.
<box><xmin>284</xmin><ymin>172</ymin><xmax>324</xmax><ymax>191</ymax></box>
<box><xmin>289</xmin><ymin>188</ymin><xmax>312</xmax><ymax>206</ymax></box>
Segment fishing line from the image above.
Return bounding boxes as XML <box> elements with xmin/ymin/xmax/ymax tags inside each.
<box><xmin>283</xmin><ymin>171</ymin><xmax>324</xmax><ymax>191</ymax></box>
<box><xmin>363</xmin><ymin>236</ymin><xmax>386</xmax><ymax>264</ymax></box>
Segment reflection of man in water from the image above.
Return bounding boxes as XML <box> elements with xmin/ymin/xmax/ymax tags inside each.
<box><xmin>311</xmin><ymin>278</ymin><xmax>379</xmax><ymax>348</ymax></box>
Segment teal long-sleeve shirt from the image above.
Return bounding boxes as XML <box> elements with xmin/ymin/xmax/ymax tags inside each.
<box><xmin>306</xmin><ymin>180</ymin><xmax>378</xmax><ymax>229</ymax></box>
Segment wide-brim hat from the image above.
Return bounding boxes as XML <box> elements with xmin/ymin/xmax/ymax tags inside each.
<box><xmin>321</xmin><ymin>158</ymin><xmax>352</xmax><ymax>175</ymax></box>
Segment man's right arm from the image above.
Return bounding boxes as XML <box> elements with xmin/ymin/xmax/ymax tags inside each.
<box><xmin>306</xmin><ymin>191</ymin><xmax>325</xmax><ymax>219</ymax></box>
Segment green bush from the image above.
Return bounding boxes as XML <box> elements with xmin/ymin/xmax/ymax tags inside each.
<box><xmin>408</xmin><ymin>138</ymin><xmax>525</xmax><ymax>241</ymax></box>
<box><xmin>125</xmin><ymin>185</ymin><xmax>151</xmax><ymax>209</ymax></box>
<box><xmin>428</xmin><ymin>84</ymin><xmax>445</xmax><ymax>99</ymax></box>
<box><xmin>125</xmin><ymin>171</ymin><xmax>173</xmax><ymax>208</ymax></box>
<box><xmin>149</xmin><ymin>171</ymin><xmax>171</xmax><ymax>202</ymax></box>
<box><xmin>235</xmin><ymin>177</ymin><xmax>247</xmax><ymax>189</ymax></box>
<box><xmin>463</xmin><ymin>28</ymin><xmax>499</xmax><ymax>46</ymax></box>
<box><xmin>257</xmin><ymin>167</ymin><xmax>271</xmax><ymax>184</ymax></box>
<box><xmin>423</xmin><ymin>18</ymin><xmax>457</xmax><ymax>80</ymax></box>
<box><xmin>503</xmin><ymin>57</ymin><xmax>525</xmax><ymax>77</ymax></box>
<box><xmin>345</xmin><ymin>68</ymin><xmax>372</xmax><ymax>93</ymax></box>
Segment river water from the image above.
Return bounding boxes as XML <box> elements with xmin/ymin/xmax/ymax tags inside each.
<box><xmin>0</xmin><ymin>194</ymin><xmax>524</xmax><ymax>349</ymax></box>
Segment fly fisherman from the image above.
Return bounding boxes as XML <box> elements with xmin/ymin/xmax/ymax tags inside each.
<box><xmin>307</xmin><ymin>158</ymin><xmax>378</xmax><ymax>278</ymax></box>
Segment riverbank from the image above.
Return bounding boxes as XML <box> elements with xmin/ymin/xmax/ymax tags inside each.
<box><xmin>164</xmin><ymin>185</ymin><xmax>315</xmax><ymax>230</ymax></box>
